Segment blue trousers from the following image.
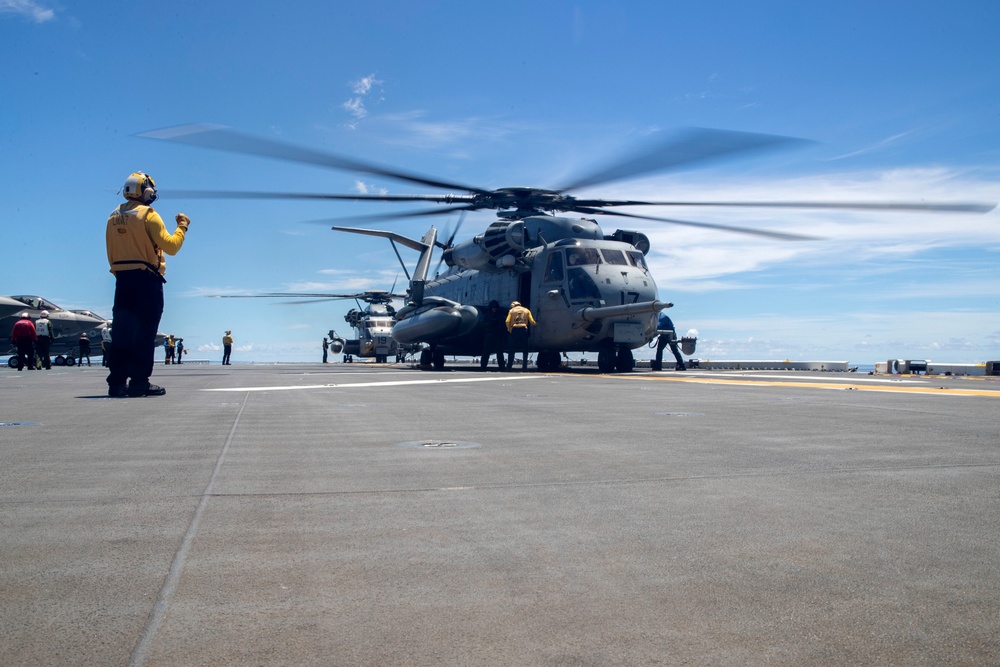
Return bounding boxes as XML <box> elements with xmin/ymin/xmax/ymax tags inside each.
<box><xmin>107</xmin><ymin>270</ymin><xmax>164</xmax><ymax>390</ymax></box>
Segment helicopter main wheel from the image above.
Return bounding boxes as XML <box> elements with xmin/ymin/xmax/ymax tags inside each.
<box><xmin>432</xmin><ymin>349</ymin><xmax>446</xmax><ymax>371</ymax></box>
<box><xmin>597</xmin><ymin>348</ymin><xmax>616</xmax><ymax>373</ymax></box>
<box><xmin>53</xmin><ymin>355</ymin><xmax>66</xmax><ymax>366</ymax></box>
<box><xmin>7</xmin><ymin>356</ymin><xmax>17</xmax><ymax>368</ymax></box>
<box><xmin>419</xmin><ymin>349</ymin><xmax>433</xmax><ymax>368</ymax></box>
<box><xmin>536</xmin><ymin>350</ymin><xmax>561</xmax><ymax>372</ymax></box>
<box><xmin>615</xmin><ymin>346</ymin><xmax>635</xmax><ymax>372</ymax></box>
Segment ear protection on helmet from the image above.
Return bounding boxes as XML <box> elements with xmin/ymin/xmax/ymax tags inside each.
<box><xmin>123</xmin><ymin>172</ymin><xmax>157</xmax><ymax>204</ymax></box>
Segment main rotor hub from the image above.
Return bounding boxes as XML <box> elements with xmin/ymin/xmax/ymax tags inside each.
<box><xmin>481</xmin><ymin>187</ymin><xmax>572</xmax><ymax>213</ymax></box>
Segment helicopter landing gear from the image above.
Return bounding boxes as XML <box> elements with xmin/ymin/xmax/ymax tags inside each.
<box><xmin>597</xmin><ymin>343</ymin><xmax>634</xmax><ymax>373</ymax></box>
<box><xmin>418</xmin><ymin>347</ymin><xmax>446</xmax><ymax>370</ymax></box>
<box><xmin>535</xmin><ymin>350</ymin><xmax>561</xmax><ymax>372</ymax></box>
<box><xmin>597</xmin><ymin>345</ymin><xmax>616</xmax><ymax>373</ymax></box>
<box><xmin>615</xmin><ymin>346</ymin><xmax>634</xmax><ymax>372</ymax></box>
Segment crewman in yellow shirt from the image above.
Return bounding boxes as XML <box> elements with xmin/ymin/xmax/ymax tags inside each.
<box><xmin>505</xmin><ymin>300</ymin><xmax>537</xmax><ymax>370</ymax></box>
<box><xmin>105</xmin><ymin>172</ymin><xmax>190</xmax><ymax>397</ymax></box>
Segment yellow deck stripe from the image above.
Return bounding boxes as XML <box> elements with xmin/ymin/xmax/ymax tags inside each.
<box><xmin>609</xmin><ymin>374</ymin><xmax>1000</xmax><ymax>398</ymax></box>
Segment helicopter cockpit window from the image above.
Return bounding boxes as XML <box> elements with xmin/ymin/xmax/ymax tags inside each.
<box><xmin>568</xmin><ymin>267</ymin><xmax>602</xmax><ymax>300</ymax></box>
<box><xmin>565</xmin><ymin>247</ymin><xmax>602</xmax><ymax>266</ymax></box>
<box><xmin>627</xmin><ymin>251</ymin><xmax>648</xmax><ymax>272</ymax></box>
<box><xmin>600</xmin><ymin>249</ymin><xmax>628</xmax><ymax>265</ymax></box>
<box><xmin>543</xmin><ymin>252</ymin><xmax>564</xmax><ymax>283</ymax></box>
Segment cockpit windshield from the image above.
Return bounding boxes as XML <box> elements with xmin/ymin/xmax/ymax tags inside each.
<box><xmin>626</xmin><ymin>251</ymin><xmax>648</xmax><ymax>272</ymax></box>
<box><xmin>565</xmin><ymin>247</ymin><xmax>602</xmax><ymax>267</ymax></box>
<box><xmin>600</xmin><ymin>249</ymin><xmax>628</xmax><ymax>265</ymax></box>
<box><xmin>12</xmin><ymin>295</ymin><xmax>62</xmax><ymax>311</ymax></box>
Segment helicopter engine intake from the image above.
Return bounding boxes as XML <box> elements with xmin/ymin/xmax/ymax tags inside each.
<box><xmin>328</xmin><ymin>337</ymin><xmax>345</xmax><ymax>355</ymax></box>
<box><xmin>444</xmin><ymin>221</ymin><xmax>526</xmax><ymax>271</ymax></box>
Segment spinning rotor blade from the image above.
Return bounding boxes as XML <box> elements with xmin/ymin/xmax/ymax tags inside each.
<box><xmin>303</xmin><ymin>205</ymin><xmax>481</xmax><ymax>226</ymax></box>
<box><xmin>208</xmin><ymin>292</ymin><xmax>406</xmax><ymax>305</ymax></box>
<box><xmin>140</xmin><ymin>124</ymin><xmax>491</xmax><ymax>195</ymax></box>
<box><xmin>433</xmin><ymin>212</ymin><xmax>467</xmax><ymax>275</ymax></box>
<box><xmin>571</xmin><ymin>198</ymin><xmax>995</xmax><ymax>214</ymax></box>
<box><xmin>556</xmin><ymin>127</ymin><xmax>810</xmax><ymax>193</ymax></box>
<box><xmin>141</xmin><ymin>124</ymin><xmax>994</xmax><ymax>242</ymax></box>
<box><xmin>437</xmin><ymin>211</ymin><xmax>467</xmax><ymax>249</ymax></box>
<box><xmin>210</xmin><ymin>293</ymin><xmax>366</xmax><ymax>299</ymax></box>
<box><xmin>160</xmin><ymin>190</ymin><xmax>478</xmax><ymax>205</ymax></box>
<box><xmin>573</xmin><ymin>207</ymin><xmax>822</xmax><ymax>241</ymax></box>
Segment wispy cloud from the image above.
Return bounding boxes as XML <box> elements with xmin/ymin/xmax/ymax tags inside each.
<box><xmin>342</xmin><ymin>73</ymin><xmax>384</xmax><ymax>128</ymax></box>
<box><xmin>356</xmin><ymin>110</ymin><xmax>534</xmax><ymax>153</ymax></box>
<box><xmin>827</xmin><ymin>131</ymin><xmax>915</xmax><ymax>161</ymax></box>
<box><xmin>0</xmin><ymin>0</ymin><xmax>54</xmax><ymax>22</ymax></box>
<box><xmin>584</xmin><ymin>166</ymin><xmax>1000</xmax><ymax>314</ymax></box>
<box><xmin>354</xmin><ymin>180</ymin><xmax>387</xmax><ymax>196</ymax></box>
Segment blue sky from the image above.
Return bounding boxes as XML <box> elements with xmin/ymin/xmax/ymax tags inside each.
<box><xmin>3</xmin><ymin>0</ymin><xmax>998</xmax><ymax>364</ymax></box>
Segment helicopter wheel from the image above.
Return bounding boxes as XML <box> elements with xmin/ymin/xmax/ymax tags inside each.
<box><xmin>597</xmin><ymin>348</ymin><xmax>616</xmax><ymax>373</ymax></box>
<box><xmin>536</xmin><ymin>350</ymin><xmax>560</xmax><ymax>372</ymax></box>
<box><xmin>615</xmin><ymin>346</ymin><xmax>635</xmax><ymax>372</ymax></box>
<box><xmin>432</xmin><ymin>349</ymin><xmax>446</xmax><ymax>371</ymax></box>
<box><xmin>53</xmin><ymin>355</ymin><xmax>66</xmax><ymax>366</ymax></box>
<box><xmin>419</xmin><ymin>349</ymin><xmax>433</xmax><ymax>368</ymax></box>
<box><xmin>7</xmin><ymin>356</ymin><xmax>17</xmax><ymax>368</ymax></box>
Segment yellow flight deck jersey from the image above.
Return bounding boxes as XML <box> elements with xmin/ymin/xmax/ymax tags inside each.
<box><xmin>106</xmin><ymin>201</ymin><xmax>186</xmax><ymax>278</ymax></box>
<box><xmin>505</xmin><ymin>305</ymin><xmax>537</xmax><ymax>332</ymax></box>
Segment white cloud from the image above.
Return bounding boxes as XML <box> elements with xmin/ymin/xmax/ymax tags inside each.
<box><xmin>352</xmin><ymin>74</ymin><xmax>381</xmax><ymax>96</ymax></box>
<box><xmin>342</xmin><ymin>74</ymin><xmax>383</xmax><ymax>127</ymax></box>
<box><xmin>827</xmin><ymin>131</ymin><xmax>916</xmax><ymax>161</ymax></box>
<box><xmin>597</xmin><ymin>165</ymin><xmax>1000</xmax><ymax>291</ymax></box>
<box><xmin>354</xmin><ymin>180</ymin><xmax>387</xmax><ymax>196</ymax></box>
<box><xmin>343</xmin><ymin>97</ymin><xmax>367</xmax><ymax>121</ymax></box>
<box><xmin>364</xmin><ymin>111</ymin><xmax>533</xmax><ymax>151</ymax></box>
<box><xmin>0</xmin><ymin>0</ymin><xmax>54</xmax><ymax>22</ymax></box>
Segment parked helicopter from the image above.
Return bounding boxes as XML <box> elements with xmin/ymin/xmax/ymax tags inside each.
<box><xmin>143</xmin><ymin>125</ymin><xmax>995</xmax><ymax>372</ymax></box>
<box><xmin>210</xmin><ymin>289</ymin><xmax>410</xmax><ymax>363</ymax></box>
<box><xmin>2</xmin><ymin>295</ymin><xmax>169</xmax><ymax>367</ymax></box>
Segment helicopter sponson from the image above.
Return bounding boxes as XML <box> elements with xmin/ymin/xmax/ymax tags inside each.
<box><xmin>392</xmin><ymin>296</ymin><xmax>479</xmax><ymax>345</ymax></box>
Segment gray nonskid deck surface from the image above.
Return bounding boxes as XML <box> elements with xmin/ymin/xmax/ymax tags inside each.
<box><xmin>2</xmin><ymin>364</ymin><xmax>999</xmax><ymax>666</ymax></box>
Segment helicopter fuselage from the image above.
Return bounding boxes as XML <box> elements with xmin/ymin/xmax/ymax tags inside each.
<box><xmin>332</xmin><ymin>303</ymin><xmax>400</xmax><ymax>363</ymax></box>
<box><xmin>388</xmin><ymin>215</ymin><xmax>666</xmax><ymax>370</ymax></box>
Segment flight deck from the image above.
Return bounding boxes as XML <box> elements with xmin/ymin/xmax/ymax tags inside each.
<box><xmin>2</xmin><ymin>363</ymin><xmax>998</xmax><ymax>665</ymax></box>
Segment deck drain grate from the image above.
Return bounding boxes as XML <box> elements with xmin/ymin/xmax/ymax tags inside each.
<box><xmin>397</xmin><ymin>440</ymin><xmax>481</xmax><ymax>450</ymax></box>
<box><xmin>653</xmin><ymin>412</ymin><xmax>705</xmax><ymax>418</ymax></box>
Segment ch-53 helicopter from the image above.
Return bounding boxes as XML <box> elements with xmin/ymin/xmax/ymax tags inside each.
<box><xmin>144</xmin><ymin>124</ymin><xmax>994</xmax><ymax>372</ymax></box>
<box><xmin>211</xmin><ymin>289</ymin><xmax>409</xmax><ymax>363</ymax></box>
